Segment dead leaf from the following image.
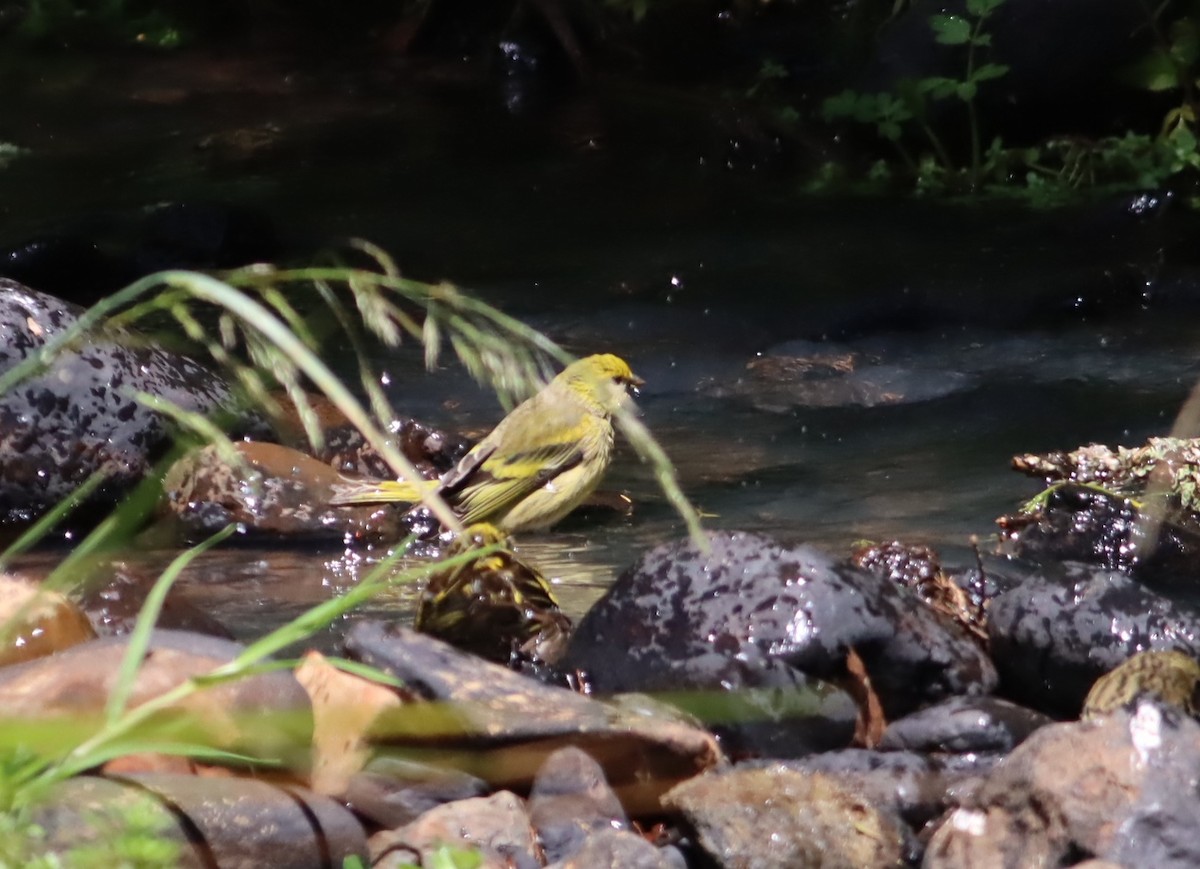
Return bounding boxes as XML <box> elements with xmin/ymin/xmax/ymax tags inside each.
<box><xmin>295</xmin><ymin>651</ymin><xmax>403</xmax><ymax>795</ymax></box>
<box><xmin>845</xmin><ymin>647</ymin><xmax>887</xmax><ymax>748</ymax></box>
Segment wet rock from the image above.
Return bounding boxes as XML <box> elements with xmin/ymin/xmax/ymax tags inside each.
<box><xmin>784</xmin><ymin>749</ymin><xmax>997</xmax><ymax>829</ymax></box>
<box><xmin>529</xmin><ymin>747</ymin><xmax>628</xmax><ymax>864</ymax></box>
<box><xmin>369</xmin><ymin>790</ymin><xmax>540</xmax><ymax>869</ymax></box>
<box><xmin>924</xmin><ymin>703</ymin><xmax>1200</xmax><ymax>869</ymax></box>
<box><xmin>879</xmin><ymin>696</ymin><xmax>1052</xmax><ymax>754</ymax></box>
<box><xmin>546</xmin><ymin>829</ymin><xmax>687</xmax><ymax>869</ymax></box>
<box><xmin>162</xmin><ymin>441</ymin><xmax>404</xmax><ymax>542</ymax></box>
<box><xmin>998</xmin><ymin>482</ymin><xmax>1200</xmax><ymax>578</ymax></box>
<box><xmin>344</xmin><ymin>621</ymin><xmax>722</xmax><ymax>814</ymax></box>
<box><xmin>343</xmin><ymin>760</ymin><xmax>489</xmax><ymax>830</ymax></box>
<box><xmin>0</xmin><ymin>281</ymin><xmax>246</xmax><ymax>523</ymax></box>
<box><xmin>663</xmin><ymin>765</ymin><xmax>910</xmax><ymax>869</ymax></box>
<box><xmin>0</xmin><ymin>574</ymin><xmax>95</xmax><ymax>665</ymax></box>
<box><xmin>1082</xmin><ymin>649</ymin><xmax>1200</xmax><ymax>721</ymax></box>
<box><xmin>562</xmin><ymin>531</ymin><xmax>997</xmax><ymax>733</ymax></box>
<box><xmin>851</xmin><ymin>540</ymin><xmax>989</xmax><ymax>646</ymax></box>
<box><xmin>74</xmin><ymin>560</ymin><xmax>232</xmax><ymax>638</ymax></box>
<box><xmin>271</xmin><ymin>389</ymin><xmax>471</xmax><ymax>481</ymax></box>
<box><xmin>987</xmin><ymin>562</ymin><xmax>1200</xmax><ymax>717</ymax></box>
<box><xmin>34</xmin><ymin>774</ymin><xmax>366</xmax><ymax>869</ymax></box>
<box><xmin>0</xmin><ymin>629</ymin><xmax>311</xmax><ymax>762</ymax></box>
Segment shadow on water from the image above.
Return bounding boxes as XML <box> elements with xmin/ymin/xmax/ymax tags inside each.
<box><xmin>4</xmin><ymin>45</ymin><xmax>1200</xmax><ymax>642</ymax></box>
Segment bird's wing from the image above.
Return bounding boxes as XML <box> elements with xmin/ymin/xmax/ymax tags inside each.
<box><xmin>453</xmin><ymin>438</ymin><xmax>586</xmax><ymax>526</ymax></box>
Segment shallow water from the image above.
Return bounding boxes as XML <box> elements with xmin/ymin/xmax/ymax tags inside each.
<box><xmin>4</xmin><ymin>47</ymin><xmax>1200</xmax><ymax>645</ymax></box>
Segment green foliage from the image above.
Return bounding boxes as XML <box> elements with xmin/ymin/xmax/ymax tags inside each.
<box><xmin>822</xmin><ymin>0</ymin><xmax>1009</xmax><ymax>193</ymax></box>
<box><xmin>13</xmin><ymin>0</ymin><xmax>184</xmax><ymax>48</ymax></box>
<box><xmin>817</xmin><ymin>0</ymin><xmax>1200</xmax><ymax>201</ymax></box>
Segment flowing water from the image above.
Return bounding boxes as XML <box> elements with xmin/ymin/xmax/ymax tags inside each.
<box><xmin>4</xmin><ymin>47</ymin><xmax>1200</xmax><ymax>647</ymax></box>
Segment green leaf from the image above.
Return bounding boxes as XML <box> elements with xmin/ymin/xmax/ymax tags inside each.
<box><xmin>930</xmin><ymin>14</ymin><xmax>971</xmax><ymax>45</ymax></box>
<box><xmin>822</xmin><ymin>89</ymin><xmax>861</xmax><ymax>121</ymax></box>
<box><xmin>957</xmin><ymin>81</ymin><xmax>978</xmax><ymax>101</ymax></box>
<box><xmin>879</xmin><ymin>120</ymin><xmax>902</xmax><ymax>140</ymax></box>
<box><xmin>972</xmin><ymin>62</ymin><xmax>1009</xmax><ymax>82</ymax></box>
<box><xmin>972</xmin><ymin>33</ymin><xmax>992</xmax><ymax>47</ymax></box>
<box><xmin>1121</xmin><ymin>48</ymin><xmax>1182</xmax><ymax>92</ymax></box>
<box><xmin>919</xmin><ymin>76</ymin><xmax>961</xmax><ymax>100</ymax></box>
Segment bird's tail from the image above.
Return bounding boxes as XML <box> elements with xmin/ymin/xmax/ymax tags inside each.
<box><xmin>330</xmin><ymin>478</ymin><xmax>439</xmax><ymax>506</ymax></box>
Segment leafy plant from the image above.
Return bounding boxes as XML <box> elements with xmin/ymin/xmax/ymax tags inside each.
<box><xmin>822</xmin><ymin>0</ymin><xmax>1010</xmax><ymax>192</ymax></box>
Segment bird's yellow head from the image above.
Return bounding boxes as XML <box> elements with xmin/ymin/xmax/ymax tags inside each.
<box><xmin>558</xmin><ymin>353</ymin><xmax>643</xmax><ymax>414</ymax></box>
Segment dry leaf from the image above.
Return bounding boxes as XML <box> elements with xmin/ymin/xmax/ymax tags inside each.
<box><xmin>845</xmin><ymin>647</ymin><xmax>887</xmax><ymax>748</ymax></box>
<box><xmin>295</xmin><ymin>651</ymin><xmax>403</xmax><ymax>795</ymax></box>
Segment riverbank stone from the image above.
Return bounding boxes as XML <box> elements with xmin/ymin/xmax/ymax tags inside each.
<box><xmin>987</xmin><ymin>562</ymin><xmax>1200</xmax><ymax>717</ymax></box>
<box><xmin>562</xmin><ymin>531</ymin><xmax>998</xmax><ymax>742</ymax></box>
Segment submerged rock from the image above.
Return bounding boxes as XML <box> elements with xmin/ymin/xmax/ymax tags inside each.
<box><xmin>562</xmin><ymin>531</ymin><xmax>997</xmax><ymax>750</ymax></box>
<box><xmin>987</xmin><ymin>563</ymin><xmax>1200</xmax><ymax>717</ymax></box>
<box><xmin>0</xmin><ymin>574</ymin><xmax>95</xmax><ymax>665</ymax></box>
<box><xmin>0</xmin><ymin>280</ymin><xmax>246</xmax><ymax>524</ymax></box>
<box><xmin>73</xmin><ymin>559</ymin><xmax>232</xmax><ymax>638</ymax></box>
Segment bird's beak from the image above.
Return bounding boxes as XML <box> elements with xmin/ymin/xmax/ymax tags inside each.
<box><xmin>627</xmin><ymin>374</ymin><xmax>644</xmax><ymax>399</ymax></box>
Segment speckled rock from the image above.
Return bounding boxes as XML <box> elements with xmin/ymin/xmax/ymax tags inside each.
<box><xmin>162</xmin><ymin>441</ymin><xmax>404</xmax><ymax>542</ymax></box>
<box><xmin>664</xmin><ymin>765</ymin><xmax>911</xmax><ymax>869</ymax></box>
<box><xmin>1082</xmin><ymin>649</ymin><xmax>1200</xmax><ymax>721</ymax></box>
<box><xmin>562</xmin><ymin>531</ymin><xmax>998</xmax><ymax>734</ymax></box>
<box><xmin>987</xmin><ymin>562</ymin><xmax>1200</xmax><ymax>717</ymax></box>
<box><xmin>924</xmin><ymin>702</ymin><xmax>1200</xmax><ymax>869</ymax></box>
<box><xmin>0</xmin><ymin>280</ymin><xmax>247</xmax><ymax>522</ymax></box>
<box><xmin>879</xmin><ymin>696</ymin><xmax>1052</xmax><ymax>754</ymax></box>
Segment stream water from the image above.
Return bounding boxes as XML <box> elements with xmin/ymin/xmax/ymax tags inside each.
<box><xmin>4</xmin><ymin>47</ymin><xmax>1200</xmax><ymax>648</ymax></box>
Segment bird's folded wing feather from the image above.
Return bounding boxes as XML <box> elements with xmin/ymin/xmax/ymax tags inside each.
<box><xmin>453</xmin><ymin>440</ymin><xmax>585</xmax><ymax>525</ymax></box>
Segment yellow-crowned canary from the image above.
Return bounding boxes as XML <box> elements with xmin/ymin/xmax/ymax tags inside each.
<box><xmin>331</xmin><ymin>353</ymin><xmax>643</xmax><ymax>532</ymax></box>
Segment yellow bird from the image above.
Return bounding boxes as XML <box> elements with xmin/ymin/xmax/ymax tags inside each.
<box><xmin>331</xmin><ymin>353</ymin><xmax>643</xmax><ymax>532</ymax></box>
